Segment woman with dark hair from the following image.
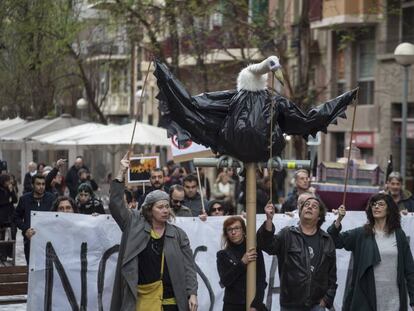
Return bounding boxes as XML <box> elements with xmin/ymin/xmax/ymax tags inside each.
<box><xmin>109</xmin><ymin>155</ymin><xmax>198</xmax><ymax>311</ymax></box>
<box><xmin>0</xmin><ymin>174</ymin><xmax>17</xmax><ymax>260</ymax></box>
<box><xmin>328</xmin><ymin>193</ymin><xmax>414</xmax><ymax>311</ymax></box>
<box><xmin>207</xmin><ymin>200</ymin><xmax>226</xmax><ymax>216</ymax></box>
<box><xmin>75</xmin><ymin>183</ymin><xmax>105</xmax><ymax>214</ymax></box>
<box><xmin>216</xmin><ymin>216</ymin><xmax>267</xmax><ymax>311</ymax></box>
<box><xmin>51</xmin><ymin>196</ymin><xmax>78</xmax><ymax>213</ymax></box>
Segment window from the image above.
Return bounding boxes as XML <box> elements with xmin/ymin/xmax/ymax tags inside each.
<box><xmin>402</xmin><ymin>5</ymin><xmax>414</xmax><ymax>42</ymax></box>
<box><xmin>335</xmin><ymin>132</ymin><xmax>345</xmax><ymax>160</ymax></box>
<box><xmin>357</xmin><ymin>39</ymin><xmax>375</xmax><ymax>105</ymax></box>
<box><xmin>336</xmin><ymin>48</ymin><xmax>346</xmax><ymax>96</ymax></box>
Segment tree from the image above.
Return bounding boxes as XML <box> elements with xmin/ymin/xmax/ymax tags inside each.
<box><xmin>0</xmin><ymin>0</ymin><xmax>113</xmax><ymax>123</ymax></box>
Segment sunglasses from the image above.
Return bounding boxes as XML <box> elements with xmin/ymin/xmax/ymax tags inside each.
<box><xmin>211</xmin><ymin>207</ymin><xmax>224</xmax><ymax>212</ymax></box>
<box><xmin>172</xmin><ymin>199</ymin><xmax>184</xmax><ymax>205</ymax></box>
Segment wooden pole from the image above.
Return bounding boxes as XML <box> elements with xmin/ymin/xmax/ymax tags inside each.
<box><xmin>342</xmin><ymin>95</ymin><xmax>358</xmax><ymax>206</ymax></box>
<box><xmin>245</xmin><ymin>162</ymin><xmax>256</xmax><ymax>310</ymax></box>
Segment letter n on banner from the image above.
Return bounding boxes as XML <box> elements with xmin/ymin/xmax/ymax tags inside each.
<box><xmin>44</xmin><ymin>242</ymin><xmax>88</xmax><ymax>311</ymax></box>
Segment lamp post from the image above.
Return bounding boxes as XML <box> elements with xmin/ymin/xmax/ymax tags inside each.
<box><xmin>394</xmin><ymin>42</ymin><xmax>414</xmax><ymax>188</ymax></box>
<box><xmin>76</xmin><ymin>98</ymin><xmax>88</xmax><ymax>120</ymax></box>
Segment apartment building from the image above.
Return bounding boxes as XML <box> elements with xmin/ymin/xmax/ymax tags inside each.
<box><xmin>276</xmin><ymin>0</ymin><xmax>414</xmax><ymax>189</ymax></box>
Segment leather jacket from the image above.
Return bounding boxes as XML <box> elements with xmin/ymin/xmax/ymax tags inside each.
<box><xmin>257</xmin><ymin>222</ymin><xmax>337</xmax><ymax>309</ymax></box>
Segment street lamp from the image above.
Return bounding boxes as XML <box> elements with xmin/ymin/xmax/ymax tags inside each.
<box><xmin>394</xmin><ymin>43</ymin><xmax>414</xmax><ymax>188</ymax></box>
<box><xmin>76</xmin><ymin>98</ymin><xmax>88</xmax><ymax>120</ymax></box>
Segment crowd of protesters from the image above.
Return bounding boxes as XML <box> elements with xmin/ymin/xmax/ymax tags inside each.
<box><xmin>1</xmin><ymin>153</ymin><xmax>414</xmax><ymax>310</ymax></box>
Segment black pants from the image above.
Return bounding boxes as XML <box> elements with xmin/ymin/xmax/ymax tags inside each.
<box><xmin>24</xmin><ymin>239</ymin><xmax>30</xmax><ymax>265</ymax></box>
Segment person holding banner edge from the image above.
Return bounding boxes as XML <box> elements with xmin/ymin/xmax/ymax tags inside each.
<box><xmin>109</xmin><ymin>153</ymin><xmax>198</xmax><ymax>311</ymax></box>
<box><xmin>328</xmin><ymin>193</ymin><xmax>414</xmax><ymax>311</ymax></box>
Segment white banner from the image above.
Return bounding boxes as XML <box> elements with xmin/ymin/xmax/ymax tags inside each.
<box><xmin>27</xmin><ymin>212</ymin><xmax>414</xmax><ymax>310</ymax></box>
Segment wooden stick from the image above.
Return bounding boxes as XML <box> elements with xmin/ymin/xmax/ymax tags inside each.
<box><xmin>128</xmin><ymin>59</ymin><xmax>153</xmax><ymax>153</ymax></box>
<box><xmin>196</xmin><ymin>167</ymin><xmax>206</xmax><ymax>214</ymax></box>
<box><xmin>342</xmin><ymin>91</ymin><xmax>359</xmax><ymax>206</ymax></box>
<box><xmin>245</xmin><ymin>163</ymin><xmax>257</xmax><ymax>311</ymax></box>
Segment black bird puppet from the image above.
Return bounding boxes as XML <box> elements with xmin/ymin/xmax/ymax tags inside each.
<box><xmin>154</xmin><ymin>56</ymin><xmax>357</xmax><ymax>163</ymax></box>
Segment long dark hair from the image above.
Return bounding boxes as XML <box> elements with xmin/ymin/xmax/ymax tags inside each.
<box><xmin>364</xmin><ymin>193</ymin><xmax>401</xmax><ymax>235</ymax></box>
<box><xmin>221</xmin><ymin>216</ymin><xmax>246</xmax><ymax>249</ymax></box>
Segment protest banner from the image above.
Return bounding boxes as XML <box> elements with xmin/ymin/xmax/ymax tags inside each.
<box><xmin>27</xmin><ymin>212</ymin><xmax>414</xmax><ymax>310</ymax></box>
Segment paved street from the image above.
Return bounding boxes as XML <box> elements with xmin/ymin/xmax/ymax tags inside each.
<box><xmin>0</xmin><ymin>233</ymin><xmax>27</xmax><ymax>310</ymax></box>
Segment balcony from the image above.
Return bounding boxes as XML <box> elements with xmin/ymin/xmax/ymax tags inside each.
<box><xmin>101</xmin><ymin>93</ymin><xmax>130</xmax><ymax>116</ymax></box>
<box><xmin>310</xmin><ymin>0</ymin><xmax>381</xmax><ymax>29</ymax></box>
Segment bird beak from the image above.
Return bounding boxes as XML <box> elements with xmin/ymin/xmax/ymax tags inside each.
<box><xmin>273</xmin><ymin>69</ymin><xmax>285</xmax><ymax>87</ymax></box>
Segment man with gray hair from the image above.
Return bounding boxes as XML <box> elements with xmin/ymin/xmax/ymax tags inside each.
<box><xmin>23</xmin><ymin>161</ymin><xmax>37</xmax><ymax>193</ymax></box>
<box><xmin>281</xmin><ymin>169</ymin><xmax>311</xmax><ymax>213</ymax></box>
<box><xmin>386</xmin><ymin>171</ymin><xmax>414</xmax><ymax>213</ymax></box>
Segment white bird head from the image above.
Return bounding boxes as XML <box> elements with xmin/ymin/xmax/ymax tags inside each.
<box><xmin>237</xmin><ymin>55</ymin><xmax>284</xmax><ymax>91</ymax></box>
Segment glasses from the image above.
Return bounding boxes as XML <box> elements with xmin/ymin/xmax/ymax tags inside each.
<box><xmin>211</xmin><ymin>207</ymin><xmax>223</xmax><ymax>212</ymax></box>
<box><xmin>303</xmin><ymin>200</ymin><xmax>319</xmax><ymax>209</ymax></box>
<box><xmin>226</xmin><ymin>226</ymin><xmax>242</xmax><ymax>234</ymax></box>
<box><xmin>172</xmin><ymin>199</ymin><xmax>184</xmax><ymax>205</ymax></box>
<box><xmin>372</xmin><ymin>201</ymin><xmax>386</xmax><ymax>208</ymax></box>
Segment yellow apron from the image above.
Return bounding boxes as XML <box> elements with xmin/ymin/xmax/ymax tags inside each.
<box><xmin>136</xmin><ymin>230</ymin><xmax>176</xmax><ymax>311</ymax></box>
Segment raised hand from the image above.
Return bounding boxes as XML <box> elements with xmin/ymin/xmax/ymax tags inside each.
<box><xmin>264</xmin><ymin>203</ymin><xmax>275</xmax><ymax>231</ymax></box>
<box><xmin>335</xmin><ymin>205</ymin><xmax>346</xmax><ymax>228</ymax></box>
<box><xmin>115</xmin><ymin>152</ymin><xmax>130</xmax><ymax>182</ymax></box>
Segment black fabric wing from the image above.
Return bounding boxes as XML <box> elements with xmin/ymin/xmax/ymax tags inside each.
<box><xmin>154</xmin><ymin>60</ymin><xmax>236</xmax><ymax>151</ymax></box>
<box><xmin>277</xmin><ymin>88</ymin><xmax>358</xmax><ymax>137</ymax></box>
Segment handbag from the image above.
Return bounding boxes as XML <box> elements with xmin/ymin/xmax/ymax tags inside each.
<box><xmin>136</xmin><ymin>253</ymin><xmax>165</xmax><ymax>311</ymax></box>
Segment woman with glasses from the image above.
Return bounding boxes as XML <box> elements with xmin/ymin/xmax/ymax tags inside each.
<box><xmin>109</xmin><ymin>155</ymin><xmax>198</xmax><ymax>311</ymax></box>
<box><xmin>216</xmin><ymin>216</ymin><xmax>267</xmax><ymax>311</ymax></box>
<box><xmin>328</xmin><ymin>193</ymin><xmax>414</xmax><ymax>311</ymax></box>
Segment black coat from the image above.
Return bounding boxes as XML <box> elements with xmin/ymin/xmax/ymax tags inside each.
<box><xmin>257</xmin><ymin>222</ymin><xmax>337</xmax><ymax>309</ymax></box>
<box><xmin>13</xmin><ymin>191</ymin><xmax>55</xmax><ymax>237</ymax></box>
<box><xmin>76</xmin><ymin>198</ymin><xmax>105</xmax><ymax>215</ymax></box>
<box><xmin>66</xmin><ymin>165</ymin><xmax>89</xmax><ymax>199</ymax></box>
<box><xmin>327</xmin><ymin>223</ymin><xmax>414</xmax><ymax>311</ymax></box>
<box><xmin>217</xmin><ymin>241</ymin><xmax>267</xmax><ymax>310</ymax></box>
<box><xmin>23</xmin><ymin>172</ymin><xmax>33</xmax><ymax>194</ymax></box>
<box><xmin>0</xmin><ymin>186</ymin><xmax>17</xmax><ymax>224</ymax></box>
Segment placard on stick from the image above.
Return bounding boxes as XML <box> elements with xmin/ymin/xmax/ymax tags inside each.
<box><xmin>127</xmin><ymin>154</ymin><xmax>160</xmax><ymax>184</ymax></box>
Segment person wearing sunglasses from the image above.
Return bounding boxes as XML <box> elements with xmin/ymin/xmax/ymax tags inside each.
<box><xmin>328</xmin><ymin>193</ymin><xmax>414</xmax><ymax>311</ymax></box>
<box><xmin>217</xmin><ymin>216</ymin><xmax>267</xmax><ymax>310</ymax></box>
<box><xmin>169</xmin><ymin>184</ymin><xmax>192</xmax><ymax>217</ymax></box>
<box><xmin>207</xmin><ymin>200</ymin><xmax>227</xmax><ymax>216</ymax></box>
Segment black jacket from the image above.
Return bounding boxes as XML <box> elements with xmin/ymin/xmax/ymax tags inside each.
<box><xmin>23</xmin><ymin>172</ymin><xmax>33</xmax><ymax>194</ymax></box>
<box><xmin>281</xmin><ymin>189</ymin><xmax>298</xmax><ymax>213</ymax></box>
<box><xmin>257</xmin><ymin>222</ymin><xmax>337</xmax><ymax>309</ymax></box>
<box><xmin>217</xmin><ymin>241</ymin><xmax>267</xmax><ymax>310</ymax></box>
<box><xmin>13</xmin><ymin>191</ymin><xmax>55</xmax><ymax>237</ymax></box>
<box><xmin>0</xmin><ymin>186</ymin><xmax>17</xmax><ymax>224</ymax></box>
<box><xmin>66</xmin><ymin>165</ymin><xmax>89</xmax><ymax>199</ymax></box>
<box><xmin>76</xmin><ymin>198</ymin><xmax>105</xmax><ymax>215</ymax></box>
